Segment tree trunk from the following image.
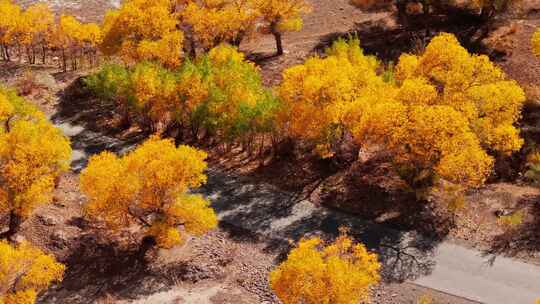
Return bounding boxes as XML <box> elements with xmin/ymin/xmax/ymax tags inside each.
<box><xmin>138</xmin><ymin>235</ymin><xmax>157</xmax><ymax>262</ymax></box>
<box><xmin>272</xmin><ymin>31</ymin><xmax>283</xmax><ymax>56</ymax></box>
<box><xmin>1</xmin><ymin>211</ymin><xmax>22</xmax><ymax>242</ymax></box>
<box><xmin>396</xmin><ymin>0</ymin><xmax>409</xmax><ymax>27</ymax></box>
<box><xmin>42</xmin><ymin>45</ymin><xmax>46</xmax><ymax>64</ymax></box>
<box><xmin>62</xmin><ymin>48</ymin><xmax>67</xmax><ymax>72</ymax></box>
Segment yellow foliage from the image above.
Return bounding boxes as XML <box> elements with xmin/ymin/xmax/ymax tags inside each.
<box><xmin>269</xmin><ymin>235</ymin><xmax>380</xmax><ymax>304</ymax></box>
<box><xmin>101</xmin><ymin>0</ymin><xmax>183</xmax><ymax>67</ymax></box>
<box><xmin>81</xmin><ymin>136</ymin><xmax>217</xmax><ymax>249</ymax></box>
<box><xmin>181</xmin><ymin>0</ymin><xmax>259</xmax><ymax>49</ymax></box>
<box><xmin>255</xmin><ymin>0</ymin><xmax>310</xmax><ymax>33</ymax></box>
<box><xmin>129</xmin><ymin>62</ymin><xmax>180</xmax><ymax>131</ymax></box>
<box><xmin>533</xmin><ymin>28</ymin><xmax>540</xmax><ymax>58</ymax></box>
<box><xmin>0</xmin><ymin>241</ymin><xmax>64</xmax><ymax>304</ymax></box>
<box><xmin>278</xmin><ymin>37</ymin><xmax>387</xmax><ymax>147</ymax></box>
<box><xmin>396</xmin><ymin>33</ymin><xmax>525</xmax><ymax>156</ymax></box>
<box><xmin>417</xmin><ymin>294</ymin><xmax>434</xmax><ymax>304</ymax></box>
<box><xmin>0</xmin><ymin>87</ymin><xmax>70</xmax><ymax>228</ymax></box>
<box><xmin>0</xmin><ymin>0</ymin><xmax>22</xmax><ymax>46</ymax></box>
<box><xmin>0</xmin><ymin>119</ymin><xmax>71</xmax><ymax>217</ymax></box>
<box><xmin>281</xmin><ymin>33</ymin><xmax>523</xmax><ymax>190</ymax></box>
<box><xmin>497</xmin><ymin>210</ymin><xmax>524</xmax><ymax>228</ymax></box>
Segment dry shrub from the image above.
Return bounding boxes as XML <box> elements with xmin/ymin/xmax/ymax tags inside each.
<box><xmin>15</xmin><ymin>69</ymin><xmax>45</xmax><ymax>96</ymax></box>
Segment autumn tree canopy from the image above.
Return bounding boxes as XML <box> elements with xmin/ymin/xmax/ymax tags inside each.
<box><xmin>180</xmin><ymin>44</ymin><xmax>278</xmax><ymax>142</ymax></box>
<box><xmin>269</xmin><ymin>234</ymin><xmax>381</xmax><ymax>304</ymax></box>
<box><xmin>81</xmin><ymin>136</ymin><xmax>217</xmax><ymax>251</ymax></box>
<box><xmin>180</xmin><ymin>0</ymin><xmax>260</xmax><ymax>51</ymax></box>
<box><xmin>277</xmin><ymin>37</ymin><xmax>389</xmax><ymax>158</ymax></box>
<box><xmin>85</xmin><ymin>44</ymin><xmax>278</xmax><ymax>145</ymax></box>
<box><xmin>279</xmin><ymin>33</ymin><xmax>524</xmax><ymax>190</ymax></box>
<box><xmin>255</xmin><ymin>0</ymin><xmax>310</xmax><ymax>55</ymax></box>
<box><xmin>100</xmin><ymin>0</ymin><xmax>183</xmax><ymax>68</ymax></box>
<box><xmin>0</xmin><ymin>86</ymin><xmax>71</xmax><ymax>241</ymax></box>
<box><xmin>0</xmin><ymin>241</ymin><xmax>65</xmax><ymax>304</ymax></box>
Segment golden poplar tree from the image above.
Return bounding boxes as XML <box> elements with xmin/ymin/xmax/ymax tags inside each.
<box><xmin>18</xmin><ymin>3</ymin><xmax>54</xmax><ymax>64</ymax></box>
<box><xmin>0</xmin><ymin>241</ymin><xmax>65</xmax><ymax>304</ymax></box>
<box><xmin>80</xmin><ymin>137</ymin><xmax>217</xmax><ymax>252</ymax></box>
<box><xmin>128</xmin><ymin>62</ymin><xmax>180</xmax><ymax>133</ymax></box>
<box><xmin>255</xmin><ymin>0</ymin><xmax>311</xmax><ymax>55</ymax></box>
<box><xmin>0</xmin><ymin>87</ymin><xmax>71</xmax><ymax>240</ymax></box>
<box><xmin>277</xmin><ymin>37</ymin><xmax>389</xmax><ymax>158</ymax></box>
<box><xmin>351</xmin><ymin>33</ymin><xmax>524</xmax><ymax>188</ymax></box>
<box><xmin>0</xmin><ymin>0</ymin><xmax>21</xmax><ymax>61</ymax></box>
<box><xmin>100</xmin><ymin>0</ymin><xmax>183</xmax><ymax>68</ymax></box>
<box><xmin>269</xmin><ymin>234</ymin><xmax>380</xmax><ymax>304</ymax></box>
<box><xmin>279</xmin><ymin>33</ymin><xmax>524</xmax><ymax>191</ymax></box>
<box><xmin>180</xmin><ymin>0</ymin><xmax>260</xmax><ymax>50</ymax></box>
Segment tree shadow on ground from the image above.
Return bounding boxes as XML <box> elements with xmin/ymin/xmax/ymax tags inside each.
<box><xmin>483</xmin><ymin>194</ymin><xmax>540</xmax><ymax>264</ymax></box>
<box><xmin>51</xmin><ymin>77</ymin><xmax>145</xmax><ymax>171</ymax></box>
<box><xmin>314</xmin><ymin>11</ymin><xmax>505</xmax><ymax>63</ymax></box>
<box><xmin>39</xmin><ymin>224</ymin><xmax>203</xmax><ymax>304</ymax></box>
<box><xmin>201</xmin><ymin>161</ymin><xmax>444</xmax><ymax>283</ymax></box>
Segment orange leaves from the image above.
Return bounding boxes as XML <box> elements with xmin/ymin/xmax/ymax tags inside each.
<box><xmin>0</xmin><ymin>87</ymin><xmax>71</xmax><ymax>219</ymax></box>
<box><xmin>101</xmin><ymin>0</ymin><xmax>183</xmax><ymax>67</ymax></box>
<box><xmin>280</xmin><ymin>33</ymin><xmax>524</xmax><ymax>190</ymax></box>
<box><xmin>255</xmin><ymin>0</ymin><xmax>311</xmax><ymax>32</ymax></box>
<box><xmin>269</xmin><ymin>234</ymin><xmax>380</xmax><ymax>304</ymax></box>
<box><xmin>81</xmin><ymin>136</ymin><xmax>216</xmax><ymax>249</ymax></box>
<box><xmin>0</xmin><ymin>241</ymin><xmax>65</xmax><ymax>304</ymax></box>
<box><xmin>278</xmin><ymin>37</ymin><xmax>387</xmax><ymax>148</ymax></box>
<box><xmin>182</xmin><ymin>0</ymin><xmax>259</xmax><ymax>49</ymax></box>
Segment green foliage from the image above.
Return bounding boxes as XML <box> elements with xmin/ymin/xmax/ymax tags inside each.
<box><xmin>85</xmin><ymin>45</ymin><xmax>279</xmax><ymax>141</ymax></box>
<box><xmin>83</xmin><ymin>64</ymin><xmax>130</xmax><ymax>102</ymax></box>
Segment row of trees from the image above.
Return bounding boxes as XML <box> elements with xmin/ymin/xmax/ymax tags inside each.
<box><xmin>0</xmin><ymin>0</ymin><xmax>312</xmax><ymax>71</ymax></box>
<box><xmin>100</xmin><ymin>0</ymin><xmax>310</xmax><ymax>67</ymax></box>
<box><xmin>87</xmin><ymin>32</ymin><xmax>526</xmax><ymax>195</ymax></box>
<box><xmin>85</xmin><ymin>44</ymin><xmax>278</xmax><ymax>146</ymax></box>
<box><xmin>0</xmin><ymin>86</ymin><xmax>220</xmax><ymax>303</ymax></box>
<box><xmin>0</xmin><ymin>0</ymin><xmax>102</xmax><ymax>71</ymax></box>
<box><xmin>0</xmin><ymin>86</ymin><xmax>71</xmax><ymax>303</ymax></box>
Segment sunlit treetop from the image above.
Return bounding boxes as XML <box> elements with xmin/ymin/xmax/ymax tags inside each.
<box><xmin>101</xmin><ymin>0</ymin><xmax>183</xmax><ymax>67</ymax></box>
<box><xmin>181</xmin><ymin>0</ymin><xmax>260</xmax><ymax>49</ymax></box>
<box><xmin>0</xmin><ymin>86</ymin><xmax>44</xmax><ymax>127</ymax></box>
<box><xmin>394</xmin><ymin>33</ymin><xmax>525</xmax><ymax>155</ymax></box>
<box><xmin>277</xmin><ymin>37</ymin><xmax>389</xmax><ymax>147</ymax></box>
<box><xmin>0</xmin><ymin>0</ymin><xmax>22</xmax><ymax>46</ymax></box>
<box><xmin>81</xmin><ymin>136</ymin><xmax>217</xmax><ymax>249</ymax></box>
<box><xmin>48</xmin><ymin>15</ymin><xmax>102</xmax><ymax>51</ymax></box>
<box><xmin>176</xmin><ymin>44</ymin><xmax>278</xmax><ymax>141</ymax></box>
<box><xmin>17</xmin><ymin>3</ymin><xmax>54</xmax><ymax>47</ymax></box>
<box><xmin>255</xmin><ymin>0</ymin><xmax>310</xmax><ymax>33</ymax></box>
<box><xmin>269</xmin><ymin>234</ymin><xmax>381</xmax><ymax>304</ymax></box>
<box><xmin>0</xmin><ymin>241</ymin><xmax>65</xmax><ymax>304</ymax></box>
